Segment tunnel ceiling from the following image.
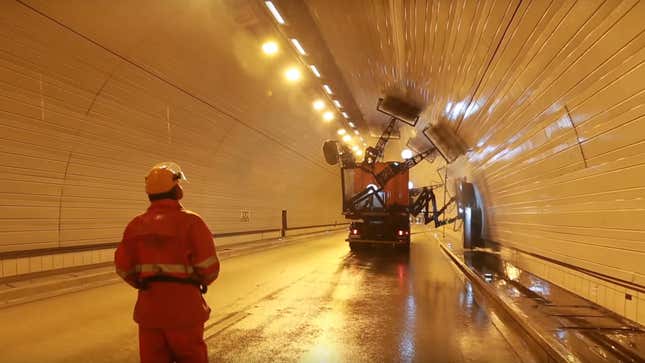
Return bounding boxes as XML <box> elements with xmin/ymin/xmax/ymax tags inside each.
<box><xmin>20</xmin><ymin>0</ymin><xmax>347</xmax><ymax>169</ymax></box>
<box><xmin>303</xmin><ymin>0</ymin><xmax>521</xmax><ymax>145</ymax></box>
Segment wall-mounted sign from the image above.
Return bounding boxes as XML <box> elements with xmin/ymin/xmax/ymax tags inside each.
<box><xmin>240</xmin><ymin>209</ymin><xmax>250</xmax><ymax>222</ymax></box>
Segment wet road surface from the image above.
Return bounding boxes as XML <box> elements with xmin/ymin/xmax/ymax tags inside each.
<box><xmin>0</xmin><ymin>231</ymin><xmax>538</xmax><ymax>362</ymax></box>
<box><xmin>458</xmin><ymin>246</ymin><xmax>645</xmax><ymax>362</ymax></box>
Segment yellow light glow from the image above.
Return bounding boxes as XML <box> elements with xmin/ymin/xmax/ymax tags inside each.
<box><xmin>354</xmin><ymin>130</ymin><xmax>359</xmax><ymax>135</ymax></box>
<box><xmin>355</xmin><ymin>149</ymin><xmax>363</xmax><ymax>156</ymax></box>
<box><xmin>342</xmin><ymin>134</ymin><xmax>351</xmax><ymax>143</ymax></box>
<box><xmin>261</xmin><ymin>41</ymin><xmax>279</xmax><ymax>55</ymax></box>
<box><xmin>337</xmin><ymin>129</ymin><xmax>346</xmax><ymax>135</ymax></box>
<box><xmin>313</xmin><ymin>100</ymin><xmax>325</xmax><ymax>111</ymax></box>
<box><xmin>285</xmin><ymin>67</ymin><xmax>301</xmax><ymax>82</ymax></box>
<box><xmin>352</xmin><ymin>145</ymin><xmax>359</xmax><ymax>151</ymax></box>
<box><xmin>323</xmin><ymin>111</ymin><xmax>334</xmax><ymax>122</ymax></box>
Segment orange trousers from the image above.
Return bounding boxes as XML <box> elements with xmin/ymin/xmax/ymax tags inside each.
<box><xmin>139</xmin><ymin>325</ymin><xmax>208</xmax><ymax>363</ymax></box>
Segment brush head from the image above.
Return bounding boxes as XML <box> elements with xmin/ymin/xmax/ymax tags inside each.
<box><xmin>377</xmin><ymin>96</ymin><xmax>422</xmax><ymax>126</ymax></box>
<box><xmin>423</xmin><ymin>122</ymin><xmax>468</xmax><ymax>163</ymax></box>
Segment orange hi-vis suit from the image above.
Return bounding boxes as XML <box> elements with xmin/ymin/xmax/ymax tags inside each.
<box><xmin>115</xmin><ymin>199</ymin><xmax>219</xmax><ymax>363</ymax></box>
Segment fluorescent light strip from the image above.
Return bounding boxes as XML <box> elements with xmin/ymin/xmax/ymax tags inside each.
<box><xmin>323</xmin><ymin>84</ymin><xmax>333</xmax><ymax>94</ymax></box>
<box><xmin>309</xmin><ymin>65</ymin><xmax>321</xmax><ymax>78</ymax></box>
<box><xmin>290</xmin><ymin>39</ymin><xmax>306</xmax><ymax>55</ymax></box>
<box><xmin>333</xmin><ymin>100</ymin><xmax>342</xmax><ymax>108</ymax></box>
<box><xmin>348</xmin><ymin>122</ymin><xmax>355</xmax><ymax>127</ymax></box>
<box><xmin>341</xmin><ymin>112</ymin><xmax>349</xmax><ymax>119</ymax></box>
<box><xmin>265</xmin><ymin>1</ymin><xmax>285</xmax><ymax>24</ymax></box>
<box><xmin>354</xmin><ymin>130</ymin><xmax>359</xmax><ymax>135</ymax></box>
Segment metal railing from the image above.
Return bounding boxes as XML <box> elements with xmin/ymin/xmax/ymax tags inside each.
<box><xmin>0</xmin><ymin>222</ymin><xmax>349</xmax><ymax>260</ymax></box>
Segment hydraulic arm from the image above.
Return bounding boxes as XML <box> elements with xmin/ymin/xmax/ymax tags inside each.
<box><xmin>373</xmin><ymin>147</ymin><xmax>436</xmax><ymax>187</ymax></box>
<box><xmin>409</xmin><ymin>186</ymin><xmax>458</xmax><ymax>227</ymax></box>
<box><xmin>363</xmin><ymin>117</ymin><xmax>397</xmax><ymax>166</ymax></box>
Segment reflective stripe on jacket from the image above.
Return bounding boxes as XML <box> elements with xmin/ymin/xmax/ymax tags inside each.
<box><xmin>114</xmin><ymin>199</ymin><xmax>220</xmax><ymax>328</ymax></box>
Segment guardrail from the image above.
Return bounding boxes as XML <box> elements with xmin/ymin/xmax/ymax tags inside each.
<box><xmin>0</xmin><ymin>222</ymin><xmax>350</xmax><ymax>260</ymax></box>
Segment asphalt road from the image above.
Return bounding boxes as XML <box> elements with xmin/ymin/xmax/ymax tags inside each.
<box><xmin>0</xmin><ymin>230</ymin><xmax>538</xmax><ymax>362</ymax></box>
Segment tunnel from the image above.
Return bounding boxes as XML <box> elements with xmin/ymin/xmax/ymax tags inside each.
<box><xmin>1</xmin><ymin>1</ymin><xmax>644</xmax><ymax>362</ymax></box>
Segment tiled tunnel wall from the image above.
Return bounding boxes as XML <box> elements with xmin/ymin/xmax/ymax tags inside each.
<box><xmin>338</xmin><ymin>0</ymin><xmax>645</xmax><ymax>322</ymax></box>
<box><xmin>0</xmin><ymin>2</ymin><xmax>342</xmax><ymax>277</ymax></box>
<box><xmin>453</xmin><ymin>1</ymin><xmax>645</xmax><ymax>321</ymax></box>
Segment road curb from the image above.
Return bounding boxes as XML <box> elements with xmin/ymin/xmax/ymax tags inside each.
<box><xmin>439</xmin><ymin>242</ymin><xmax>573</xmax><ymax>363</ymax></box>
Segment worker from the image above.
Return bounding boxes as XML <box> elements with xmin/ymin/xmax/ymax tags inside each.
<box><xmin>115</xmin><ymin>162</ymin><xmax>220</xmax><ymax>363</ymax></box>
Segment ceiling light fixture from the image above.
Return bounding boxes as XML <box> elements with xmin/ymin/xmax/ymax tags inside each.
<box><xmin>341</xmin><ymin>112</ymin><xmax>349</xmax><ymax>119</ymax></box>
<box><xmin>348</xmin><ymin>122</ymin><xmax>355</xmax><ymax>127</ymax></box>
<box><xmin>313</xmin><ymin>99</ymin><xmax>325</xmax><ymax>111</ymax></box>
<box><xmin>342</xmin><ymin>135</ymin><xmax>351</xmax><ymax>142</ymax></box>
<box><xmin>264</xmin><ymin>1</ymin><xmax>285</xmax><ymax>24</ymax></box>
<box><xmin>309</xmin><ymin>65</ymin><xmax>321</xmax><ymax>78</ymax></box>
<box><xmin>323</xmin><ymin>84</ymin><xmax>333</xmax><ymax>94</ymax></box>
<box><xmin>354</xmin><ymin>130</ymin><xmax>359</xmax><ymax>135</ymax></box>
<box><xmin>261</xmin><ymin>41</ymin><xmax>279</xmax><ymax>55</ymax></box>
<box><xmin>337</xmin><ymin>129</ymin><xmax>346</xmax><ymax>135</ymax></box>
<box><xmin>401</xmin><ymin>149</ymin><xmax>413</xmax><ymax>159</ymax></box>
<box><xmin>333</xmin><ymin>100</ymin><xmax>342</xmax><ymax>108</ymax></box>
<box><xmin>290</xmin><ymin>39</ymin><xmax>307</xmax><ymax>55</ymax></box>
<box><xmin>323</xmin><ymin>111</ymin><xmax>334</xmax><ymax>122</ymax></box>
<box><xmin>284</xmin><ymin>67</ymin><xmax>301</xmax><ymax>82</ymax></box>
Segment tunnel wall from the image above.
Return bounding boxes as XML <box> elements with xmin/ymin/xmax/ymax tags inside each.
<box><xmin>0</xmin><ymin>3</ymin><xmax>341</xmax><ymax>278</ymax></box>
<box><xmin>454</xmin><ymin>1</ymin><xmax>645</xmax><ymax>321</ymax></box>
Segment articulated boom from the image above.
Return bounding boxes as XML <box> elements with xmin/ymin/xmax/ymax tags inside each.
<box><xmin>322</xmin><ymin>97</ymin><xmax>462</xmax><ymax>251</ymax></box>
<box><xmin>364</xmin><ymin>117</ymin><xmax>397</xmax><ymax>166</ymax></box>
<box><xmin>409</xmin><ymin>187</ymin><xmax>458</xmax><ymax>227</ymax></box>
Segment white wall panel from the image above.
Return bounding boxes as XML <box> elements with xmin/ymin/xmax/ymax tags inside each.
<box><xmin>0</xmin><ymin>1</ymin><xmax>342</xmax><ymax>258</ymax></box>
